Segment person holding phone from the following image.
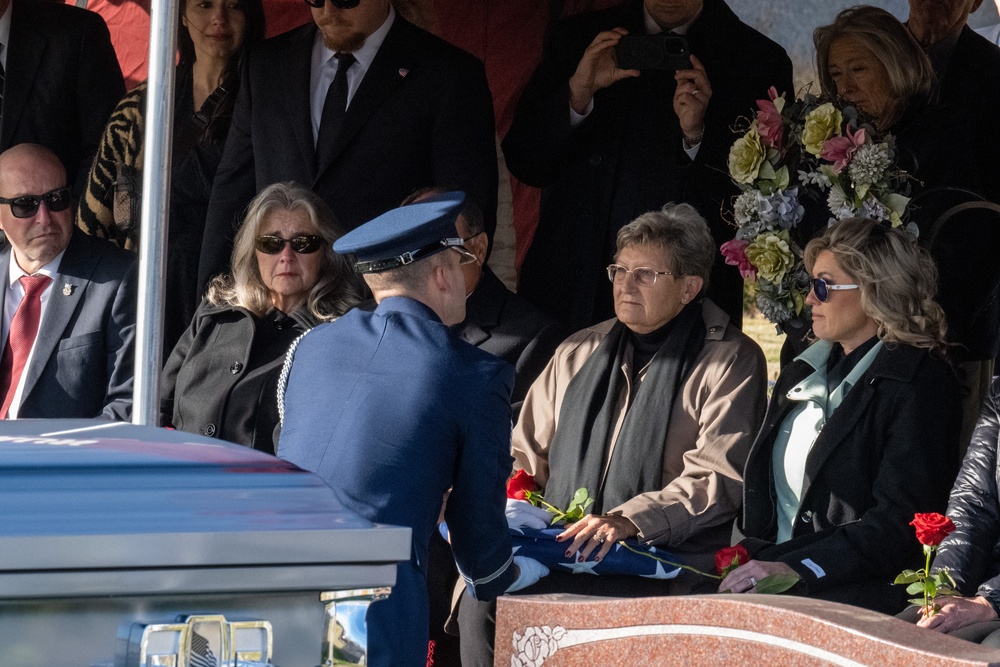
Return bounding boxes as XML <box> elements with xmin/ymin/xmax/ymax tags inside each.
<box><xmin>503</xmin><ymin>0</ymin><xmax>792</xmax><ymax>332</ymax></box>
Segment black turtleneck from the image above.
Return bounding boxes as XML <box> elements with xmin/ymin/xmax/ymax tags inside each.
<box><xmin>631</xmin><ymin>315</ymin><xmax>678</xmax><ymax>372</ymax></box>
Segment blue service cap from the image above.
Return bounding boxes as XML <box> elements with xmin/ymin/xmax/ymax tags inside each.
<box><xmin>334</xmin><ymin>191</ymin><xmax>467</xmax><ymax>273</ymax></box>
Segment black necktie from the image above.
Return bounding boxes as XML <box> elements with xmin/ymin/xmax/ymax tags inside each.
<box><xmin>316</xmin><ymin>52</ymin><xmax>355</xmax><ymax>170</ymax></box>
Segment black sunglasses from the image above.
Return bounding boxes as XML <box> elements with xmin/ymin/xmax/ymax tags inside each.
<box><xmin>0</xmin><ymin>187</ymin><xmax>72</xmax><ymax>218</ymax></box>
<box><xmin>302</xmin><ymin>0</ymin><xmax>360</xmax><ymax>8</ymax></box>
<box><xmin>255</xmin><ymin>235</ymin><xmax>324</xmax><ymax>255</ymax></box>
<box><xmin>810</xmin><ymin>278</ymin><xmax>859</xmax><ymax>303</ymax></box>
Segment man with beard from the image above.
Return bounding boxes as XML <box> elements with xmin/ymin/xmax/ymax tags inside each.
<box><xmin>198</xmin><ymin>0</ymin><xmax>498</xmax><ymax>292</ymax></box>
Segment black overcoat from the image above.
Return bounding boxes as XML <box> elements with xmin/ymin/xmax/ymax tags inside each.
<box><xmin>503</xmin><ymin>0</ymin><xmax>792</xmax><ymax>329</ymax></box>
<box><xmin>738</xmin><ymin>343</ymin><xmax>963</xmax><ymax>612</ymax></box>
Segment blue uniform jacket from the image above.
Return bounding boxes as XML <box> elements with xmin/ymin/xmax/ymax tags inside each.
<box><xmin>278</xmin><ymin>296</ymin><xmax>516</xmax><ymax>665</ymax></box>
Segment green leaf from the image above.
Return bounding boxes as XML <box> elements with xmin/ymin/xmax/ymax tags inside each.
<box><xmin>909</xmin><ymin>597</ymin><xmax>927</xmax><ymax>606</ymax></box>
<box><xmin>926</xmin><ymin>581</ymin><xmax>938</xmax><ymax>599</ymax></box>
<box><xmin>894</xmin><ymin>572</ymin><xmax>920</xmax><ymax>584</ymax></box>
<box><xmin>759</xmin><ymin>160</ymin><xmax>777</xmax><ymax>181</ymax></box>
<box><xmin>773</xmin><ymin>165</ymin><xmax>790</xmax><ymax>190</ymax></box>
<box><xmin>936</xmin><ymin>587</ymin><xmax>959</xmax><ymax>597</ymax></box>
<box><xmin>755</xmin><ymin>574</ymin><xmax>800</xmax><ymax>595</ymax></box>
<box><xmin>882</xmin><ymin>192</ymin><xmax>910</xmax><ymax>215</ymax></box>
<box><xmin>906</xmin><ymin>582</ymin><xmax>927</xmax><ymax>595</ymax></box>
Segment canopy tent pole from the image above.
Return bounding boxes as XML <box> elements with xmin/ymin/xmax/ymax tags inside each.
<box><xmin>131</xmin><ymin>2</ymin><xmax>179</xmax><ymax>424</ymax></box>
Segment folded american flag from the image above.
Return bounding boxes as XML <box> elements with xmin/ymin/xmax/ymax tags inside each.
<box><xmin>510</xmin><ymin>526</ymin><xmax>682</xmax><ymax>579</ymax></box>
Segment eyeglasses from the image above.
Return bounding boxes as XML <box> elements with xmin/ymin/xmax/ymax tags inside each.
<box><xmin>606</xmin><ymin>264</ymin><xmax>672</xmax><ymax>287</ymax></box>
<box><xmin>302</xmin><ymin>0</ymin><xmax>359</xmax><ymax>8</ymax></box>
<box><xmin>0</xmin><ymin>187</ymin><xmax>72</xmax><ymax>218</ymax></box>
<box><xmin>810</xmin><ymin>278</ymin><xmax>859</xmax><ymax>302</ymax></box>
<box><xmin>255</xmin><ymin>235</ymin><xmax>324</xmax><ymax>254</ymax></box>
<box><xmin>449</xmin><ymin>244</ymin><xmax>478</xmax><ymax>266</ymax></box>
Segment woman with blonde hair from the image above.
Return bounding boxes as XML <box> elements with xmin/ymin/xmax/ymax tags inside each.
<box><xmin>720</xmin><ymin>218</ymin><xmax>962</xmax><ymax>613</ymax></box>
<box><xmin>161</xmin><ymin>182</ymin><xmax>366</xmax><ymax>452</ymax></box>
<box><xmin>813</xmin><ymin>5</ymin><xmax>933</xmax><ymax>131</ymax></box>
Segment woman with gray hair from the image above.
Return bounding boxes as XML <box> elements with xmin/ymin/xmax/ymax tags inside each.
<box><xmin>721</xmin><ymin>218</ymin><xmax>962</xmax><ymax>613</ymax></box>
<box><xmin>160</xmin><ymin>182</ymin><xmax>366</xmax><ymax>452</ymax></box>
<box><xmin>459</xmin><ymin>203</ymin><xmax>768</xmax><ymax>665</ymax></box>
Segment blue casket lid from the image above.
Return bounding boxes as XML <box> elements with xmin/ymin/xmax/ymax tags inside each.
<box><xmin>0</xmin><ymin>420</ymin><xmax>411</xmax><ymax>593</ymax></box>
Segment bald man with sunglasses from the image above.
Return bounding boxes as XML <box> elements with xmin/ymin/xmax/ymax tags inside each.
<box><xmin>0</xmin><ymin>143</ymin><xmax>136</xmax><ymax>419</ymax></box>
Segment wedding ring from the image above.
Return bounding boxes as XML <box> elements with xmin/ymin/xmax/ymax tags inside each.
<box><xmin>749</xmin><ymin>577</ymin><xmax>757</xmax><ymax>587</ymax></box>
<box><xmin>692</xmin><ymin>89</ymin><xmax>699</xmax><ymax>95</ymax></box>
<box><xmin>597</xmin><ymin>536</ymin><xmax>606</xmax><ymax>544</ymax></box>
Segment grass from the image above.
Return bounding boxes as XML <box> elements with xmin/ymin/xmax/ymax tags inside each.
<box><xmin>743</xmin><ymin>308</ymin><xmax>785</xmax><ymax>383</ymax></box>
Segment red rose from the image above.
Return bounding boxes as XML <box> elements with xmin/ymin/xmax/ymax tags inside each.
<box><xmin>506</xmin><ymin>469</ymin><xmax>536</xmax><ymax>500</ymax></box>
<box><xmin>715</xmin><ymin>544</ymin><xmax>750</xmax><ymax>576</ymax></box>
<box><xmin>910</xmin><ymin>513</ymin><xmax>956</xmax><ymax>547</ymax></box>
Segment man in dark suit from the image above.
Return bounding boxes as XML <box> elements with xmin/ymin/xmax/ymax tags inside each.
<box><xmin>278</xmin><ymin>193</ymin><xmax>545</xmax><ymax>667</ymax></box>
<box><xmin>199</xmin><ymin>0</ymin><xmax>498</xmax><ymax>291</ymax></box>
<box><xmin>0</xmin><ymin>143</ymin><xmax>136</xmax><ymax>420</ymax></box>
<box><xmin>503</xmin><ymin>0</ymin><xmax>792</xmax><ymax>331</ymax></box>
<box><xmin>0</xmin><ymin>0</ymin><xmax>124</xmax><ymax>195</ymax></box>
<box><xmin>906</xmin><ymin>0</ymin><xmax>1000</xmax><ymax>204</ymax></box>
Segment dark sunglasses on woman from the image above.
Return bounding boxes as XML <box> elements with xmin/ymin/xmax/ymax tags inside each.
<box><xmin>255</xmin><ymin>235</ymin><xmax>324</xmax><ymax>255</ymax></box>
<box><xmin>810</xmin><ymin>278</ymin><xmax>859</xmax><ymax>303</ymax></box>
<box><xmin>0</xmin><ymin>187</ymin><xmax>72</xmax><ymax>218</ymax></box>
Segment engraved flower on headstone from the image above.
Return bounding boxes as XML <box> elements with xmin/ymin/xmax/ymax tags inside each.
<box><xmin>511</xmin><ymin>625</ymin><xmax>567</xmax><ymax>667</ymax></box>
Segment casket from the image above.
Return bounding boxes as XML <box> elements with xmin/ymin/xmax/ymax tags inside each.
<box><xmin>0</xmin><ymin>420</ymin><xmax>411</xmax><ymax>667</ymax></box>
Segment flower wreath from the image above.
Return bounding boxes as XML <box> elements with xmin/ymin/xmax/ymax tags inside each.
<box><xmin>721</xmin><ymin>87</ymin><xmax>916</xmax><ymax>329</ymax></box>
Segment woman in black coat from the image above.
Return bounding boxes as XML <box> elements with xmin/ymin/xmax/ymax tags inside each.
<box><xmin>160</xmin><ymin>182</ymin><xmax>366</xmax><ymax>453</ymax></box>
<box><xmin>720</xmin><ymin>218</ymin><xmax>963</xmax><ymax>613</ymax></box>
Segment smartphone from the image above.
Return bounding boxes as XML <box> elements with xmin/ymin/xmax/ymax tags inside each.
<box><xmin>615</xmin><ymin>34</ymin><xmax>692</xmax><ymax>71</ymax></box>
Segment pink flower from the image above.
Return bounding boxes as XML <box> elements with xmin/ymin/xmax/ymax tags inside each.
<box><xmin>720</xmin><ymin>239</ymin><xmax>757</xmax><ymax>281</ymax></box>
<box><xmin>820</xmin><ymin>125</ymin><xmax>866</xmax><ymax>174</ymax></box>
<box><xmin>756</xmin><ymin>87</ymin><xmax>784</xmax><ymax>151</ymax></box>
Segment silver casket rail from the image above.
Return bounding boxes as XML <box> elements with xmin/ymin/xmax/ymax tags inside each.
<box><xmin>0</xmin><ymin>420</ymin><xmax>412</xmax><ymax>667</ymax></box>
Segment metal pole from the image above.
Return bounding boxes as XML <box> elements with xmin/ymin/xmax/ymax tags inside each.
<box><xmin>132</xmin><ymin>1</ymin><xmax>178</xmax><ymax>425</ymax></box>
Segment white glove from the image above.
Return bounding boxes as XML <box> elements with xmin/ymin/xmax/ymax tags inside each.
<box><xmin>506</xmin><ymin>556</ymin><xmax>550</xmax><ymax>593</ymax></box>
<box><xmin>505</xmin><ymin>498</ymin><xmax>554</xmax><ymax>530</ymax></box>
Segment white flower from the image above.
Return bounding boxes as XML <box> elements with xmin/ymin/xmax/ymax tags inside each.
<box><xmin>733</xmin><ymin>190</ymin><xmax>758</xmax><ymax>226</ymax></box>
<box><xmin>848</xmin><ymin>142</ymin><xmax>891</xmax><ymax>187</ymax></box>
<box><xmin>827</xmin><ymin>184</ymin><xmax>856</xmax><ymax>220</ymax></box>
<box><xmin>798</xmin><ymin>168</ymin><xmax>832</xmax><ymax>189</ymax></box>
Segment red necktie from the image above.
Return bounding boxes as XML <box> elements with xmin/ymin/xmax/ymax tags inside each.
<box><xmin>0</xmin><ymin>274</ymin><xmax>52</xmax><ymax>418</ymax></box>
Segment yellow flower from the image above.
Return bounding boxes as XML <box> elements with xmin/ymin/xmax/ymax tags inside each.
<box><xmin>802</xmin><ymin>103</ymin><xmax>843</xmax><ymax>156</ymax></box>
<box><xmin>728</xmin><ymin>128</ymin><xmax>766</xmax><ymax>185</ymax></box>
<box><xmin>746</xmin><ymin>230</ymin><xmax>795</xmax><ymax>285</ymax></box>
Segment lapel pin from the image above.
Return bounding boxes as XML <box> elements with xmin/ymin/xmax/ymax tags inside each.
<box><xmin>398</xmin><ymin>68</ymin><xmax>409</xmax><ymax>78</ymax></box>
<box><xmin>62</xmin><ymin>283</ymin><xmax>75</xmax><ymax>296</ymax></box>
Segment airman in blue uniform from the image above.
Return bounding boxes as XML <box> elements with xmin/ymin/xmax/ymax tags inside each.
<box><xmin>278</xmin><ymin>193</ymin><xmax>532</xmax><ymax>666</ymax></box>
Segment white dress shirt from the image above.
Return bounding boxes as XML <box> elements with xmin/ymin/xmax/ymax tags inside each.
<box><xmin>309</xmin><ymin>5</ymin><xmax>396</xmax><ymax>143</ymax></box>
<box><xmin>2</xmin><ymin>250</ymin><xmax>65</xmax><ymax>418</ymax></box>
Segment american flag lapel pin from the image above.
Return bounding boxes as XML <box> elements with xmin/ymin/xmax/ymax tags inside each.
<box><xmin>62</xmin><ymin>283</ymin><xmax>75</xmax><ymax>296</ymax></box>
<box><xmin>398</xmin><ymin>68</ymin><xmax>409</xmax><ymax>78</ymax></box>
